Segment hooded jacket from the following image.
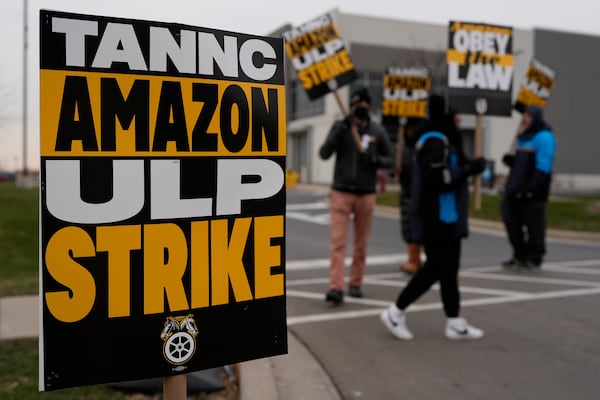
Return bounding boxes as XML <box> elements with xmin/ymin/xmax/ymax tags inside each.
<box><xmin>504</xmin><ymin>106</ymin><xmax>556</xmax><ymax>201</ymax></box>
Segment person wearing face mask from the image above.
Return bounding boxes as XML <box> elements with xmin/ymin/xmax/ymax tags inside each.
<box><xmin>501</xmin><ymin>105</ymin><xmax>556</xmax><ymax>269</ymax></box>
<box><xmin>319</xmin><ymin>87</ymin><xmax>395</xmax><ymax>305</ymax></box>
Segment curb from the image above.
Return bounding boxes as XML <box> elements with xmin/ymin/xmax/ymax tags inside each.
<box><xmin>240</xmin><ymin>331</ymin><xmax>341</xmax><ymax>400</ymax></box>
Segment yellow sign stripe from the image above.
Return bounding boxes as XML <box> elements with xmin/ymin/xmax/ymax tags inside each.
<box><xmin>447</xmin><ymin>50</ymin><xmax>513</xmax><ymax>67</ymax></box>
<box><xmin>40</xmin><ymin>70</ymin><xmax>286</xmax><ymax>157</ymax></box>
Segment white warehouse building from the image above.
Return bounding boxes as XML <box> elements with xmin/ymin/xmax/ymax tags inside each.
<box><xmin>271</xmin><ymin>9</ymin><xmax>600</xmax><ymax>192</ymax></box>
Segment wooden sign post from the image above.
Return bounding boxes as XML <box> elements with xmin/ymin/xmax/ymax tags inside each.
<box><xmin>332</xmin><ymin>89</ymin><xmax>366</xmax><ymax>152</ymax></box>
<box><xmin>395</xmin><ymin>121</ymin><xmax>406</xmax><ymax>174</ymax></box>
<box><xmin>163</xmin><ymin>375</ymin><xmax>187</xmax><ymax>400</ymax></box>
<box><xmin>473</xmin><ymin>98</ymin><xmax>487</xmax><ymax>210</ymax></box>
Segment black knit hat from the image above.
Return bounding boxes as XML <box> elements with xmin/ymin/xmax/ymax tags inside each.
<box><xmin>427</xmin><ymin>94</ymin><xmax>445</xmax><ymax>119</ymax></box>
<box><xmin>351</xmin><ymin>87</ymin><xmax>372</xmax><ymax>106</ymax></box>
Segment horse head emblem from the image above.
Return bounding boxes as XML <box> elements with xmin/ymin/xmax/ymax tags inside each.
<box><xmin>161</xmin><ymin>315</ymin><xmax>198</xmax><ymax>339</ymax></box>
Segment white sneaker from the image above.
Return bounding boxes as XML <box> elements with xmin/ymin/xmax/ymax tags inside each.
<box><xmin>380</xmin><ymin>305</ymin><xmax>414</xmax><ymax>340</ymax></box>
<box><xmin>445</xmin><ymin>317</ymin><xmax>484</xmax><ymax>340</ymax></box>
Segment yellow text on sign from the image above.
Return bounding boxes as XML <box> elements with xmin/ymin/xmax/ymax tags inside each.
<box><xmin>382</xmin><ymin>100</ymin><xmax>427</xmax><ymax>118</ymax></box>
<box><xmin>44</xmin><ymin>216</ymin><xmax>284</xmax><ymax>323</ymax></box>
<box><xmin>298</xmin><ymin>49</ymin><xmax>354</xmax><ymax>90</ymax></box>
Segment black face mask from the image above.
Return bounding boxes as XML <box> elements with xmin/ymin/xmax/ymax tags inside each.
<box><xmin>353</xmin><ymin>106</ymin><xmax>370</xmax><ymax>121</ymax></box>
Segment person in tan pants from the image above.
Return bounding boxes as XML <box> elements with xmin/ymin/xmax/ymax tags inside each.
<box><xmin>319</xmin><ymin>87</ymin><xmax>395</xmax><ymax>305</ymax></box>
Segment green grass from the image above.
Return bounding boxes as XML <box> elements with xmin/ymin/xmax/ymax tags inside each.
<box><xmin>0</xmin><ymin>339</ymin><xmax>230</xmax><ymax>399</ymax></box>
<box><xmin>0</xmin><ymin>183</ymin><xmax>39</xmax><ymax>297</ymax></box>
<box><xmin>0</xmin><ymin>339</ymin><xmax>134</xmax><ymax>399</ymax></box>
<box><xmin>377</xmin><ymin>191</ymin><xmax>600</xmax><ymax>232</ymax></box>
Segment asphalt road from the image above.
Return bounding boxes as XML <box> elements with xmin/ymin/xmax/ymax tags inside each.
<box><xmin>284</xmin><ymin>187</ymin><xmax>600</xmax><ymax>400</ymax></box>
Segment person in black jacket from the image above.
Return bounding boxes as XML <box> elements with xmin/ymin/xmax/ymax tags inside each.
<box><xmin>319</xmin><ymin>87</ymin><xmax>394</xmax><ymax>305</ymax></box>
<box><xmin>380</xmin><ymin>95</ymin><xmax>487</xmax><ymax>340</ymax></box>
<box><xmin>395</xmin><ymin>118</ymin><xmax>424</xmax><ymax>274</ymax></box>
<box><xmin>501</xmin><ymin>105</ymin><xmax>556</xmax><ymax>268</ymax></box>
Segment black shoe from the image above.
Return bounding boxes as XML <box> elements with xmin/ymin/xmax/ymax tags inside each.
<box><xmin>348</xmin><ymin>285</ymin><xmax>363</xmax><ymax>298</ymax></box>
<box><xmin>325</xmin><ymin>289</ymin><xmax>343</xmax><ymax>305</ymax></box>
<box><xmin>502</xmin><ymin>258</ymin><xmax>527</xmax><ymax>268</ymax></box>
<box><xmin>523</xmin><ymin>260</ymin><xmax>542</xmax><ymax>268</ymax></box>
<box><xmin>501</xmin><ymin>258</ymin><xmax>519</xmax><ymax>267</ymax></box>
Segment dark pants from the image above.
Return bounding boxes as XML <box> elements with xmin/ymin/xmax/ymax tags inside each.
<box><xmin>396</xmin><ymin>236</ymin><xmax>461</xmax><ymax>318</ymax></box>
<box><xmin>501</xmin><ymin>197</ymin><xmax>547</xmax><ymax>264</ymax></box>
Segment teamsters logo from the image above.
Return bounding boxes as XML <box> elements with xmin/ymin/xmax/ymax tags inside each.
<box><xmin>161</xmin><ymin>315</ymin><xmax>199</xmax><ymax>366</ymax></box>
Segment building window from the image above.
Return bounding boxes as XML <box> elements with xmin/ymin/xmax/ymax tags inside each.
<box><xmin>290</xmin><ymin>80</ymin><xmax>325</xmax><ymax>120</ymax></box>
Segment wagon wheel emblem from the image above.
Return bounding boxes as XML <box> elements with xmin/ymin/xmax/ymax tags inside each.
<box><xmin>164</xmin><ymin>332</ymin><xmax>195</xmax><ymax>364</ymax></box>
<box><xmin>161</xmin><ymin>315</ymin><xmax>199</xmax><ymax>365</ymax></box>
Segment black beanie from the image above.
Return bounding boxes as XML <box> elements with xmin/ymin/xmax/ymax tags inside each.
<box><xmin>428</xmin><ymin>94</ymin><xmax>445</xmax><ymax>119</ymax></box>
<box><xmin>351</xmin><ymin>87</ymin><xmax>372</xmax><ymax>106</ymax></box>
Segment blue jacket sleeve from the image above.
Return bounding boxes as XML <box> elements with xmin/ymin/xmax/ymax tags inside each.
<box><xmin>523</xmin><ymin>130</ymin><xmax>555</xmax><ymax>196</ymax></box>
<box><xmin>533</xmin><ymin>130</ymin><xmax>556</xmax><ymax>173</ymax></box>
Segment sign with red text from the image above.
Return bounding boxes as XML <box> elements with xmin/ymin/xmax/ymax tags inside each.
<box><xmin>382</xmin><ymin>66</ymin><xmax>430</xmax><ymax>125</ymax></box>
<box><xmin>282</xmin><ymin>13</ymin><xmax>358</xmax><ymax>99</ymax></box>
<box><xmin>447</xmin><ymin>20</ymin><xmax>514</xmax><ymax>116</ymax></box>
<box><xmin>40</xmin><ymin>10</ymin><xmax>287</xmax><ymax>391</ymax></box>
<box><xmin>514</xmin><ymin>58</ymin><xmax>556</xmax><ymax>112</ymax></box>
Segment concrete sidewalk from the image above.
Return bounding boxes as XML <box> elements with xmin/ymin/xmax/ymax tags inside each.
<box><xmin>0</xmin><ymin>295</ymin><xmax>38</xmax><ymax>340</ymax></box>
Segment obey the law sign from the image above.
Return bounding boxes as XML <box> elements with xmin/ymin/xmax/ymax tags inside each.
<box><xmin>447</xmin><ymin>21</ymin><xmax>514</xmax><ymax>116</ymax></box>
<box><xmin>40</xmin><ymin>10</ymin><xmax>287</xmax><ymax>391</ymax></box>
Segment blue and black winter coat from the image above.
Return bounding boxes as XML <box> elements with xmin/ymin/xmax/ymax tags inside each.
<box><xmin>409</xmin><ymin>130</ymin><xmax>483</xmax><ymax>243</ymax></box>
<box><xmin>504</xmin><ymin>108</ymin><xmax>556</xmax><ymax>202</ymax></box>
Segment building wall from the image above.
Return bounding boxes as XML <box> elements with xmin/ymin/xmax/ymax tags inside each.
<box><xmin>534</xmin><ymin>29</ymin><xmax>600</xmax><ymax>190</ymax></box>
<box><xmin>280</xmin><ymin>10</ymin><xmax>600</xmax><ymax>190</ymax></box>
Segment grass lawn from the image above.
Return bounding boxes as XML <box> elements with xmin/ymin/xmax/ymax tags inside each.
<box><xmin>0</xmin><ymin>183</ymin><xmax>38</xmax><ymax>297</ymax></box>
<box><xmin>0</xmin><ymin>339</ymin><xmax>236</xmax><ymax>400</ymax></box>
<box><xmin>0</xmin><ymin>339</ymin><xmax>133</xmax><ymax>399</ymax></box>
<box><xmin>376</xmin><ymin>190</ymin><xmax>600</xmax><ymax>232</ymax></box>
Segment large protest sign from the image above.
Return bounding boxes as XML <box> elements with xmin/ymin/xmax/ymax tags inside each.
<box><xmin>514</xmin><ymin>58</ymin><xmax>556</xmax><ymax>112</ymax></box>
<box><xmin>447</xmin><ymin>21</ymin><xmax>514</xmax><ymax>116</ymax></box>
<box><xmin>282</xmin><ymin>13</ymin><xmax>358</xmax><ymax>100</ymax></box>
<box><xmin>382</xmin><ymin>66</ymin><xmax>430</xmax><ymax>126</ymax></box>
<box><xmin>39</xmin><ymin>10</ymin><xmax>287</xmax><ymax>391</ymax></box>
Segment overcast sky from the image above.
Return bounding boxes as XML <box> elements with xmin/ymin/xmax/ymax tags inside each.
<box><xmin>1</xmin><ymin>0</ymin><xmax>599</xmax><ymax>171</ymax></box>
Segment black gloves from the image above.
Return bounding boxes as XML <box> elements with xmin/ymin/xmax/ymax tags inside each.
<box><xmin>469</xmin><ymin>157</ymin><xmax>487</xmax><ymax>175</ymax></box>
<box><xmin>502</xmin><ymin>153</ymin><xmax>514</xmax><ymax>167</ymax></box>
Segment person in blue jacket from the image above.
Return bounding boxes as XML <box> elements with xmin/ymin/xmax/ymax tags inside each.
<box><xmin>380</xmin><ymin>96</ymin><xmax>487</xmax><ymax>340</ymax></box>
<box><xmin>501</xmin><ymin>105</ymin><xmax>556</xmax><ymax>268</ymax></box>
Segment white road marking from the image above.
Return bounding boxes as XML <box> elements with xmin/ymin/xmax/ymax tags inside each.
<box><xmin>285</xmin><ymin>255</ymin><xmax>600</xmax><ymax>326</ymax></box>
<box><xmin>286</xmin><ymin>202</ymin><xmax>330</xmax><ymax>224</ymax></box>
<box><xmin>287</xmin><ymin>202</ymin><xmax>328</xmax><ymax>211</ymax></box>
<box><xmin>286</xmin><ymin>211</ymin><xmax>330</xmax><ymax>225</ymax></box>
<box><xmin>287</xmin><ymin>287</ymin><xmax>600</xmax><ymax>326</ymax></box>
<box><xmin>287</xmin><ymin>254</ymin><xmax>407</xmax><ymax>271</ymax></box>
